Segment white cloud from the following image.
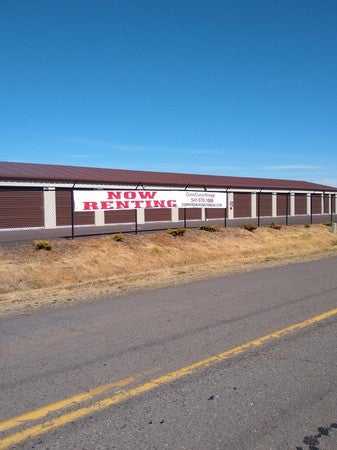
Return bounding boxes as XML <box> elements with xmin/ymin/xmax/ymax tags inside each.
<box><xmin>70</xmin><ymin>154</ymin><xmax>90</xmax><ymax>158</ymax></box>
<box><xmin>314</xmin><ymin>178</ymin><xmax>337</xmax><ymax>188</ymax></box>
<box><xmin>133</xmin><ymin>162</ymin><xmax>240</xmax><ymax>174</ymax></box>
<box><xmin>64</xmin><ymin>137</ymin><xmax>229</xmax><ymax>156</ymax></box>
<box><xmin>263</xmin><ymin>164</ymin><xmax>321</xmax><ymax>171</ymax></box>
<box><xmin>66</xmin><ymin>138</ymin><xmax>146</xmax><ymax>151</ymax></box>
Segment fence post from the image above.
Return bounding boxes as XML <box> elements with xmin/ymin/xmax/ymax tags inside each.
<box><xmin>224</xmin><ymin>189</ymin><xmax>228</xmax><ymax>228</ymax></box>
<box><xmin>71</xmin><ymin>188</ymin><xmax>75</xmax><ymax>239</ymax></box>
<box><xmin>135</xmin><ymin>209</ymin><xmax>138</xmax><ymax>234</ymax></box>
<box><xmin>257</xmin><ymin>191</ymin><xmax>261</xmax><ymax>227</ymax></box>
<box><xmin>286</xmin><ymin>192</ymin><xmax>289</xmax><ymax>226</ymax></box>
<box><xmin>310</xmin><ymin>193</ymin><xmax>313</xmax><ymax>225</ymax></box>
<box><xmin>331</xmin><ymin>194</ymin><xmax>333</xmax><ymax>224</ymax></box>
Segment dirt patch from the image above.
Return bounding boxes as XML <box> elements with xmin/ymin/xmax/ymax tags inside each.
<box><xmin>1</xmin><ymin>224</ymin><xmax>337</xmax><ymax>316</ymax></box>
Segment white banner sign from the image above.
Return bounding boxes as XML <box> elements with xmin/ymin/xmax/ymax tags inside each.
<box><xmin>74</xmin><ymin>190</ymin><xmax>226</xmax><ymax>212</ymax></box>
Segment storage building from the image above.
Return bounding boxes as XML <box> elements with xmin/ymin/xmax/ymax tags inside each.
<box><xmin>0</xmin><ymin>161</ymin><xmax>336</xmax><ymax>241</ymax></box>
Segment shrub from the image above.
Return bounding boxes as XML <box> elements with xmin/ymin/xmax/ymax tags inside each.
<box><xmin>150</xmin><ymin>245</ymin><xmax>162</xmax><ymax>255</ymax></box>
<box><xmin>34</xmin><ymin>240</ymin><xmax>52</xmax><ymax>251</ymax></box>
<box><xmin>243</xmin><ymin>224</ymin><xmax>257</xmax><ymax>232</ymax></box>
<box><xmin>304</xmin><ymin>224</ymin><xmax>311</xmax><ymax>228</ymax></box>
<box><xmin>112</xmin><ymin>234</ymin><xmax>124</xmax><ymax>242</ymax></box>
<box><xmin>270</xmin><ymin>223</ymin><xmax>282</xmax><ymax>231</ymax></box>
<box><xmin>199</xmin><ymin>225</ymin><xmax>218</xmax><ymax>232</ymax></box>
<box><xmin>167</xmin><ymin>228</ymin><xmax>186</xmax><ymax>237</ymax></box>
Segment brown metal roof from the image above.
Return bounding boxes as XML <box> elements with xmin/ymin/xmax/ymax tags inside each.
<box><xmin>0</xmin><ymin>161</ymin><xmax>335</xmax><ymax>191</ymax></box>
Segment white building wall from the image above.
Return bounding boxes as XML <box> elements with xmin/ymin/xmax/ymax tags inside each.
<box><xmin>171</xmin><ymin>207</ymin><xmax>179</xmax><ymax>222</ymax></box>
<box><xmin>307</xmin><ymin>193</ymin><xmax>311</xmax><ymax>215</ymax></box>
<box><xmin>228</xmin><ymin>193</ymin><xmax>234</xmax><ymax>219</ymax></box>
<box><xmin>272</xmin><ymin>193</ymin><xmax>277</xmax><ymax>217</ymax></box>
<box><xmin>251</xmin><ymin>193</ymin><xmax>257</xmax><ymax>218</ymax></box>
<box><xmin>94</xmin><ymin>210</ymin><xmax>105</xmax><ymax>226</ymax></box>
<box><xmin>137</xmin><ymin>208</ymin><xmax>145</xmax><ymax>224</ymax></box>
<box><xmin>290</xmin><ymin>193</ymin><xmax>295</xmax><ymax>216</ymax></box>
<box><xmin>43</xmin><ymin>189</ymin><xmax>56</xmax><ymax>229</ymax></box>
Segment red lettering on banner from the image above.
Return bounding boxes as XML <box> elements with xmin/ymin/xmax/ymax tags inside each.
<box><xmin>153</xmin><ymin>200</ymin><xmax>166</xmax><ymax>208</ymax></box>
<box><xmin>145</xmin><ymin>200</ymin><xmax>153</xmax><ymax>208</ymax></box>
<box><xmin>138</xmin><ymin>191</ymin><xmax>157</xmax><ymax>199</ymax></box>
<box><xmin>133</xmin><ymin>200</ymin><xmax>144</xmax><ymax>208</ymax></box>
<box><xmin>107</xmin><ymin>192</ymin><xmax>121</xmax><ymax>200</ymax></box>
<box><xmin>116</xmin><ymin>201</ymin><xmax>130</xmax><ymax>209</ymax></box>
<box><xmin>83</xmin><ymin>202</ymin><xmax>98</xmax><ymax>210</ymax></box>
<box><xmin>100</xmin><ymin>201</ymin><xmax>113</xmax><ymax>210</ymax></box>
<box><xmin>167</xmin><ymin>200</ymin><xmax>177</xmax><ymax>208</ymax></box>
<box><xmin>124</xmin><ymin>191</ymin><xmax>136</xmax><ymax>199</ymax></box>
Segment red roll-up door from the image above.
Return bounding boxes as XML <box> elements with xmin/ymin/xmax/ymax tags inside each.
<box><xmin>178</xmin><ymin>208</ymin><xmax>202</xmax><ymax>220</ymax></box>
<box><xmin>332</xmin><ymin>195</ymin><xmax>336</xmax><ymax>213</ymax></box>
<box><xmin>311</xmin><ymin>194</ymin><xmax>322</xmax><ymax>214</ymax></box>
<box><xmin>259</xmin><ymin>193</ymin><xmax>272</xmax><ymax>217</ymax></box>
<box><xmin>295</xmin><ymin>194</ymin><xmax>307</xmax><ymax>215</ymax></box>
<box><xmin>234</xmin><ymin>193</ymin><xmax>251</xmax><ymax>218</ymax></box>
<box><xmin>56</xmin><ymin>190</ymin><xmax>95</xmax><ymax>226</ymax></box>
<box><xmin>205</xmin><ymin>208</ymin><xmax>225</xmax><ymax>219</ymax></box>
<box><xmin>324</xmin><ymin>194</ymin><xmax>330</xmax><ymax>213</ymax></box>
<box><xmin>0</xmin><ymin>188</ymin><xmax>44</xmax><ymax>228</ymax></box>
<box><xmin>105</xmin><ymin>210</ymin><xmax>135</xmax><ymax>224</ymax></box>
<box><xmin>145</xmin><ymin>208</ymin><xmax>171</xmax><ymax>222</ymax></box>
<box><xmin>277</xmin><ymin>194</ymin><xmax>288</xmax><ymax>216</ymax></box>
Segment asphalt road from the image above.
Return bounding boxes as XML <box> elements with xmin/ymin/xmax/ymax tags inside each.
<box><xmin>1</xmin><ymin>256</ymin><xmax>337</xmax><ymax>449</ymax></box>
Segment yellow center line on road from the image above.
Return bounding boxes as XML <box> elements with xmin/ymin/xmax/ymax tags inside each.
<box><xmin>0</xmin><ymin>376</ymin><xmax>135</xmax><ymax>434</ymax></box>
<box><xmin>1</xmin><ymin>306</ymin><xmax>337</xmax><ymax>450</ymax></box>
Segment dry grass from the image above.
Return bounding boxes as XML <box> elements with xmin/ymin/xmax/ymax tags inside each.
<box><xmin>1</xmin><ymin>224</ymin><xmax>337</xmax><ymax>315</ymax></box>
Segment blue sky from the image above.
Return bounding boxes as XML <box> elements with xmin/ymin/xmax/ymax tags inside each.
<box><xmin>1</xmin><ymin>1</ymin><xmax>337</xmax><ymax>185</ymax></box>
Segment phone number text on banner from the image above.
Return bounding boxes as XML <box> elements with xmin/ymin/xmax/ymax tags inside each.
<box><xmin>74</xmin><ymin>190</ymin><xmax>227</xmax><ymax>212</ymax></box>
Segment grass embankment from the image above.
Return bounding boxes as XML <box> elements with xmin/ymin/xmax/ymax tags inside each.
<box><xmin>0</xmin><ymin>224</ymin><xmax>336</xmax><ymax>315</ymax></box>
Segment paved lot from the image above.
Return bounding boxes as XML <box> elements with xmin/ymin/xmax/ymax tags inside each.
<box><xmin>1</xmin><ymin>257</ymin><xmax>337</xmax><ymax>449</ymax></box>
